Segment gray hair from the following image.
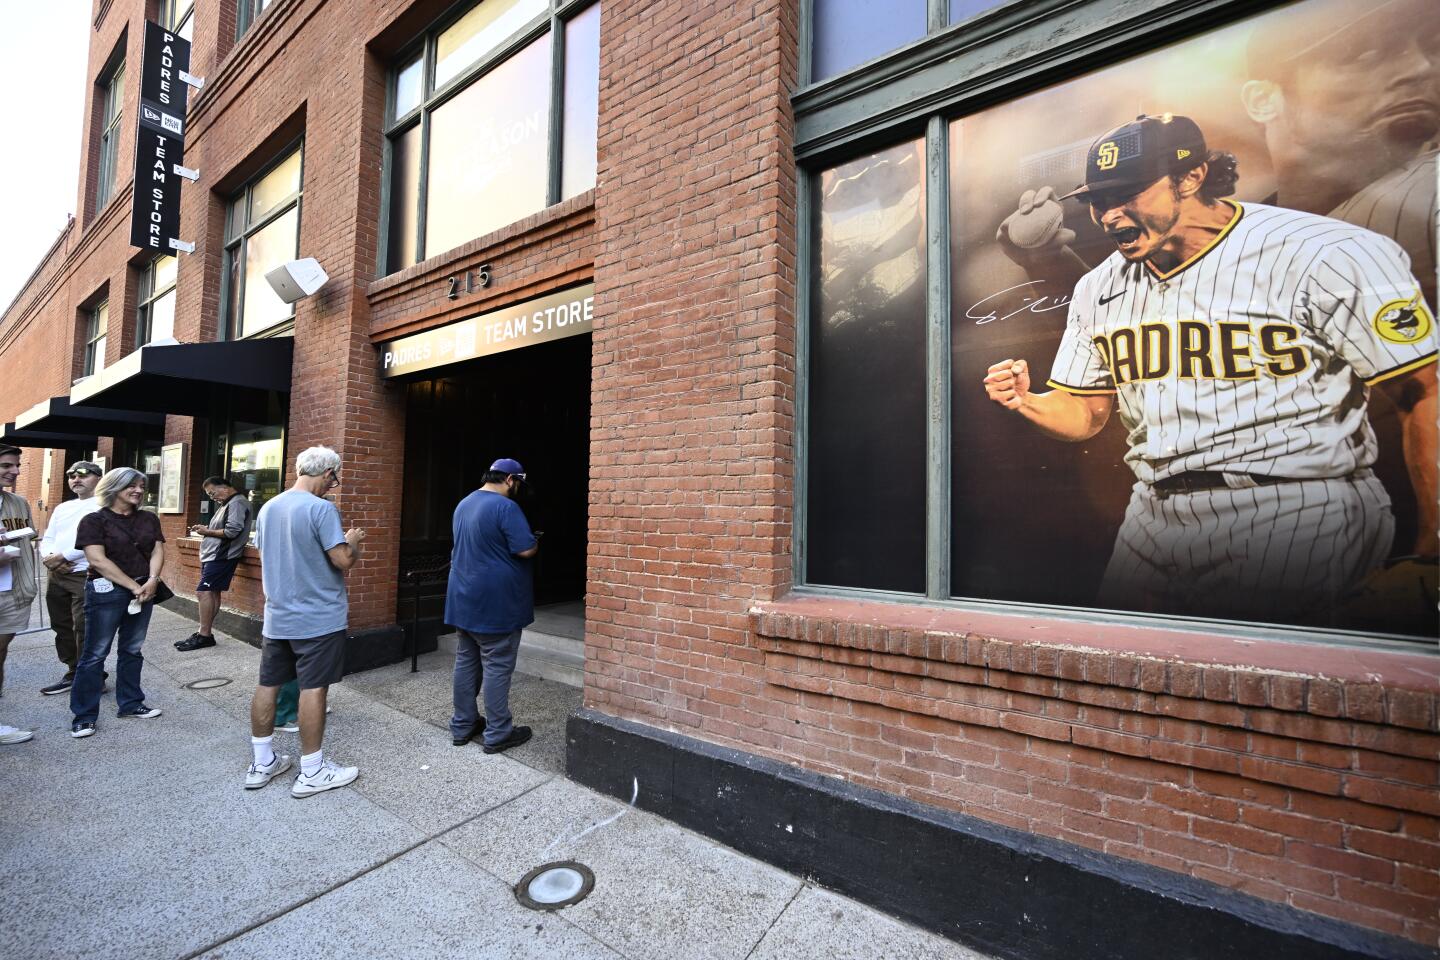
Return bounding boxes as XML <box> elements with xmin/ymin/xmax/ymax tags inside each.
<box><xmin>295</xmin><ymin>445</ymin><xmax>341</xmax><ymax>477</ymax></box>
<box><xmin>96</xmin><ymin>467</ymin><xmax>146</xmax><ymax>508</ymax></box>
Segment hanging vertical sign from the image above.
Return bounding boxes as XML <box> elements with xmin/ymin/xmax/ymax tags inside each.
<box><xmin>129</xmin><ymin>21</ymin><xmax>192</xmax><ymax>252</ymax></box>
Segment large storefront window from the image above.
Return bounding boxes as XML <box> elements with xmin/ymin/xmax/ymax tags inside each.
<box><xmin>382</xmin><ymin>0</ymin><xmax>601</xmax><ymax>274</ymax></box>
<box><xmin>803</xmin><ymin>0</ymin><xmax>1440</xmax><ymax>641</ymax></box>
<box><xmin>209</xmin><ymin>391</ymin><xmax>288</xmax><ymax>517</ymax></box>
<box><xmin>140</xmin><ymin>445</ymin><xmax>163</xmax><ymax>510</ymax></box>
<box><xmin>223</xmin><ymin>146</ymin><xmax>303</xmax><ymax>339</ymax></box>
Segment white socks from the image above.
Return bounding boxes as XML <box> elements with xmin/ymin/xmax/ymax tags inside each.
<box><xmin>251</xmin><ymin>735</ymin><xmax>275</xmax><ymax>767</ymax></box>
<box><xmin>301</xmin><ymin>750</ymin><xmax>324</xmax><ymax>777</ymax></box>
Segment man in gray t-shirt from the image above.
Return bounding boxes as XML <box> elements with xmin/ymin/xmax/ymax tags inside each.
<box><xmin>244</xmin><ymin>446</ymin><xmax>366</xmax><ymax>799</ymax></box>
<box><xmin>179</xmin><ymin>477</ymin><xmax>254</xmax><ymax>652</ymax></box>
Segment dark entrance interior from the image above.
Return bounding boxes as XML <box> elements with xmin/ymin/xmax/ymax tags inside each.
<box><xmin>397</xmin><ymin>333</ymin><xmax>590</xmax><ymax>640</ymax></box>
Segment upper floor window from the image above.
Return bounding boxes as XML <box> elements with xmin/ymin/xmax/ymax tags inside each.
<box><xmin>83</xmin><ymin>302</ymin><xmax>109</xmax><ymax>377</ymax></box>
<box><xmin>222</xmin><ymin>145</ymin><xmax>302</xmax><ymax>339</ymax></box>
<box><xmin>810</xmin><ymin>0</ymin><xmax>1007</xmax><ymax>82</ymax></box>
<box><xmin>95</xmin><ymin>58</ymin><xmax>126</xmax><ymax>212</ymax></box>
<box><xmin>382</xmin><ymin>0</ymin><xmax>600</xmax><ymax>275</ymax></box>
<box><xmin>237</xmin><ymin>0</ymin><xmax>275</xmax><ymax>41</ymax></box>
<box><xmin>162</xmin><ymin>0</ymin><xmax>195</xmax><ymax>40</ymax></box>
<box><xmin>137</xmin><ymin>255</ymin><xmax>178</xmax><ymax>346</ymax></box>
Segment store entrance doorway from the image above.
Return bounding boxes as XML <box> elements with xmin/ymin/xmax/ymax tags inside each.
<box><xmin>397</xmin><ymin>333</ymin><xmax>590</xmax><ymax>663</ymax></box>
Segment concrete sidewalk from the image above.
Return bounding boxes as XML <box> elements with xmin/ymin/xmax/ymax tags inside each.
<box><xmin>1</xmin><ymin>607</ymin><xmax>988</xmax><ymax>960</ymax></box>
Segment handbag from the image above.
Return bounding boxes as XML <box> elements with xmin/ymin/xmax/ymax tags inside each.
<box><xmin>143</xmin><ymin>577</ymin><xmax>176</xmax><ymax>605</ymax></box>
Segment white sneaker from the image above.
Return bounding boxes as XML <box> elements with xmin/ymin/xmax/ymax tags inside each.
<box><xmin>244</xmin><ymin>753</ymin><xmax>293</xmax><ymax>790</ymax></box>
<box><xmin>0</xmin><ymin>724</ymin><xmax>34</xmax><ymax>745</ymax></box>
<box><xmin>291</xmin><ymin>760</ymin><xmax>359</xmax><ymax>798</ymax></box>
<box><xmin>276</xmin><ymin>722</ymin><xmax>300</xmax><ymax>733</ymax></box>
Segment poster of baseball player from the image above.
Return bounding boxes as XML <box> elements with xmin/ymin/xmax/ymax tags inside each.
<box><xmin>952</xmin><ymin>0</ymin><xmax>1438</xmax><ymax>637</ymax></box>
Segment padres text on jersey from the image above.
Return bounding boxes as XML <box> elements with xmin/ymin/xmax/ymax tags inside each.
<box><xmin>1046</xmin><ymin>201</ymin><xmax>1438</xmax><ymax>484</ymax></box>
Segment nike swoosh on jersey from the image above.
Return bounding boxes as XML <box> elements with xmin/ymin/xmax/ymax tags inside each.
<box><xmin>1099</xmin><ymin>290</ymin><xmax>1124</xmax><ymax>305</ymax></box>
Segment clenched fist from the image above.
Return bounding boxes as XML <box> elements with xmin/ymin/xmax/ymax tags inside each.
<box><xmin>984</xmin><ymin>359</ymin><xmax>1031</xmax><ymax>410</ymax></box>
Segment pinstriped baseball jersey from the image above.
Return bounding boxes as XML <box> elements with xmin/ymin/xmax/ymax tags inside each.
<box><xmin>1046</xmin><ymin>201</ymin><xmax>1438</xmax><ymax>484</ymax></box>
<box><xmin>1330</xmin><ymin>149</ymin><xmax>1437</xmax><ymax>308</ymax></box>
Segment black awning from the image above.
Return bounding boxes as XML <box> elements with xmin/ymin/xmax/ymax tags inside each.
<box><xmin>0</xmin><ymin>422</ymin><xmax>99</xmax><ymax>449</ymax></box>
<box><xmin>68</xmin><ymin>338</ymin><xmax>294</xmax><ymax>417</ymax></box>
<box><xmin>13</xmin><ymin>396</ymin><xmax>164</xmax><ymax>438</ymax></box>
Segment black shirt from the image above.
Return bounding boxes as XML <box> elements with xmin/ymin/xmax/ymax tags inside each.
<box><xmin>75</xmin><ymin>508</ymin><xmax>166</xmax><ymax>582</ymax></box>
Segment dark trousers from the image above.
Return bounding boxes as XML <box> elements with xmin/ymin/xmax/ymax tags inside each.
<box><xmin>450</xmin><ymin>629</ymin><xmax>522</xmax><ymax>747</ymax></box>
<box><xmin>46</xmin><ymin>569</ymin><xmax>87</xmax><ymax>676</ymax></box>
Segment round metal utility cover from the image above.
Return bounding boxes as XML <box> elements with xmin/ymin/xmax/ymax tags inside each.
<box><xmin>515</xmin><ymin>861</ymin><xmax>595</xmax><ymax>911</ymax></box>
<box><xmin>184</xmin><ymin>677</ymin><xmax>232</xmax><ymax>689</ymax></box>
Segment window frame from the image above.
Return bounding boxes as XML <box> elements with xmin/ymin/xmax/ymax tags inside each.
<box><xmin>792</xmin><ymin>0</ymin><xmax>1432</xmax><ymax>651</ymax></box>
<box><xmin>162</xmin><ymin>0</ymin><xmax>195</xmax><ymax>38</ymax></box>
<box><xmin>94</xmin><ymin>54</ymin><xmax>126</xmax><ymax>214</ymax></box>
<box><xmin>136</xmin><ymin>254</ymin><xmax>179</xmax><ymax>347</ymax></box>
<box><xmin>219</xmin><ymin>141</ymin><xmax>305</xmax><ymax>341</ymax></box>
<box><xmin>83</xmin><ymin>301</ymin><xmax>109</xmax><ymax>378</ymax></box>
<box><xmin>206</xmin><ymin>389</ymin><xmax>290</xmax><ymax>520</ymax></box>
<box><xmin>377</xmin><ymin>0</ymin><xmax>598</xmax><ymax>275</ymax></box>
<box><xmin>236</xmin><ymin>0</ymin><xmax>275</xmax><ymax>41</ymax></box>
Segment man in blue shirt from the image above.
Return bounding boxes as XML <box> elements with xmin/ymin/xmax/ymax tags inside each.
<box><xmin>446</xmin><ymin>458</ymin><xmax>539</xmax><ymax>753</ymax></box>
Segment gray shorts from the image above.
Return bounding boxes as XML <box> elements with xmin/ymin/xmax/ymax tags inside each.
<box><xmin>258</xmin><ymin>629</ymin><xmax>347</xmax><ymax>690</ymax></box>
<box><xmin>0</xmin><ymin>591</ymin><xmax>30</xmax><ymax>633</ymax></box>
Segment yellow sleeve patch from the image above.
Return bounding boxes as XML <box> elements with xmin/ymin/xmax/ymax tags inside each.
<box><xmin>1371</xmin><ymin>292</ymin><xmax>1434</xmax><ymax>345</ymax></box>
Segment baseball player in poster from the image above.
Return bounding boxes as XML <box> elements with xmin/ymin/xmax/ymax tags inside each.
<box><xmin>983</xmin><ymin>114</ymin><xmax>1438</xmax><ymax>628</ymax></box>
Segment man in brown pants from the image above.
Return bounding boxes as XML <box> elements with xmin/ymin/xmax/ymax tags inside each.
<box><xmin>38</xmin><ymin>461</ymin><xmax>103</xmax><ymax>695</ymax></box>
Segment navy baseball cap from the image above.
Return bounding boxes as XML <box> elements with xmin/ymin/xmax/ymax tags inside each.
<box><xmin>490</xmin><ymin>458</ymin><xmax>525</xmax><ymax>475</ymax></box>
<box><xmin>1061</xmin><ymin>114</ymin><xmax>1207</xmax><ymax>202</ymax></box>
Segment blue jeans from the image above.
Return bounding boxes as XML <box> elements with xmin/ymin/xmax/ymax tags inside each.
<box><xmin>70</xmin><ymin>582</ymin><xmax>154</xmax><ymax>723</ymax></box>
<box><xmin>450</xmin><ymin>629</ymin><xmax>522</xmax><ymax>746</ymax></box>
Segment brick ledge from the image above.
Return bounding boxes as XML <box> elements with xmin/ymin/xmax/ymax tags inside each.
<box><xmin>751</xmin><ymin>595</ymin><xmax>1438</xmax><ymax>731</ymax></box>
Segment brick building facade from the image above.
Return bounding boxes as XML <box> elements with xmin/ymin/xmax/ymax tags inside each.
<box><xmin>1</xmin><ymin>1</ymin><xmax>1435</xmax><ymax>958</ymax></box>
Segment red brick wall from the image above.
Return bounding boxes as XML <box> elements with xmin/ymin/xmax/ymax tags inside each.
<box><xmin>753</xmin><ymin>599</ymin><xmax>1439</xmax><ymax>943</ymax></box>
<box><xmin>174</xmin><ymin>538</ymin><xmax>265</xmax><ymax>615</ymax></box>
<box><xmin>586</xmin><ymin>0</ymin><xmax>800</xmax><ymax>704</ymax></box>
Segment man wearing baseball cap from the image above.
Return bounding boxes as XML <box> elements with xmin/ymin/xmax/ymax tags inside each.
<box><xmin>1051</xmin><ymin>113</ymin><xmax>1241</xmax><ymax>267</ymax></box>
<box><xmin>984</xmin><ymin>112</ymin><xmax>1437</xmax><ymax>627</ymax></box>
<box><xmin>444</xmin><ymin>458</ymin><xmax>540</xmax><ymax>753</ymax></box>
<box><xmin>37</xmin><ymin>461</ymin><xmax>103</xmax><ymax>696</ymax></box>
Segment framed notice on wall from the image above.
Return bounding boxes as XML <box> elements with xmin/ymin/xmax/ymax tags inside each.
<box><xmin>158</xmin><ymin>442</ymin><xmax>186</xmax><ymax>514</ymax></box>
